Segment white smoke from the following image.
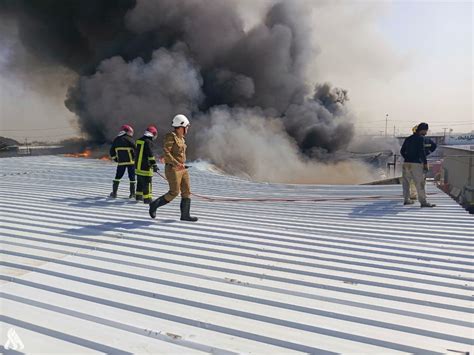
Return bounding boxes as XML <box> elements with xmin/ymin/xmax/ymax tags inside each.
<box><xmin>195</xmin><ymin>107</ymin><xmax>378</xmax><ymax>184</ymax></box>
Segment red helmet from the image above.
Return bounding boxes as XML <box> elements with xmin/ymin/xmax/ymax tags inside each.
<box><xmin>120</xmin><ymin>124</ymin><xmax>134</xmax><ymax>136</ymax></box>
<box><xmin>146</xmin><ymin>125</ymin><xmax>158</xmax><ymax>137</ymax></box>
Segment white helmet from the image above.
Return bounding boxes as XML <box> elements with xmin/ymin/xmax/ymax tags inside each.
<box><xmin>172</xmin><ymin>114</ymin><xmax>190</xmax><ymax>128</ymax></box>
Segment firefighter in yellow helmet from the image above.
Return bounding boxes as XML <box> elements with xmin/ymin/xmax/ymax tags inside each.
<box><xmin>149</xmin><ymin>114</ymin><xmax>198</xmax><ymax>222</ymax></box>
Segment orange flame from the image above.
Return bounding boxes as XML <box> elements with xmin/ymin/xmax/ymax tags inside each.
<box><xmin>64</xmin><ymin>149</ymin><xmax>92</xmax><ymax>158</ymax></box>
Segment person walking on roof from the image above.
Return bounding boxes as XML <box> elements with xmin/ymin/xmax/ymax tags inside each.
<box><xmin>149</xmin><ymin>114</ymin><xmax>198</xmax><ymax>222</ymax></box>
<box><xmin>135</xmin><ymin>125</ymin><xmax>159</xmax><ymax>204</ymax></box>
<box><xmin>400</xmin><ymin>122</ymin><xmax>436</xmax><ymax>207</ymax></box>
<box><xmin>109</xmin><ymin>124</ymin><xmax>136</xmax><ymax>199</ymax></box>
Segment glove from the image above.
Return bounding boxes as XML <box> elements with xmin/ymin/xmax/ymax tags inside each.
<box><xmin>423</xmin><ymin>164</ymin><xmax>429</xmax><ymax>173</ymax></box>
<box><xmin>112</xmin><ymin>157</ymin><xmax>118</xmax><ymax>162</ymax></box>
<box><xmin>153</xmin><ymin>165</ymin><xmax>159</xmax><ymax>172</ymax></box>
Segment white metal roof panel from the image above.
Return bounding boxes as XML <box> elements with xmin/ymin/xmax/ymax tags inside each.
<box><xmin>0</xmin><ymin>156</ymin><xmax>472</xmax><ymax>354</ymax></box>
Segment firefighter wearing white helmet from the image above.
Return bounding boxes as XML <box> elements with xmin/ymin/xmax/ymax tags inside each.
<box><xmin>172</xmin><ymin>114</ymin><xmax>190</xmax><ymax>128</ymax></box>
<box><xmin>149</xmin><ymin>114</ymin><xmax>198</xmax><ymax>222</ymax></box>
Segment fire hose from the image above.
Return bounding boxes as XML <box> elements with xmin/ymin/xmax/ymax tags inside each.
<box><xmin>154</xmin><ymin>171</ymin><xmax>441</xmax><ymax>203</ymax></box>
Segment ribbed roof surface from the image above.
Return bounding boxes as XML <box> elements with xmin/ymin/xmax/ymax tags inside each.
<box><xmin>1</xmin><ymin>156</ymin><xmax>472</xmax><ymax>354</ymax></box>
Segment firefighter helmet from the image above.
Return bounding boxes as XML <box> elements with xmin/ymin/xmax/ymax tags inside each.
<box><xmin>145</xmin><ymin>125</ymin><xmax>158</xmax><ymax>138</ymax></box>
<box><xmin>120</xmin><ymin>124</ymin><xmax>134</xmax><ymax>137</ymax></box>
<box><xmin>172</xmin><ymin>114</ymin><xmax>190</xmax><ymax>128</ymax></box>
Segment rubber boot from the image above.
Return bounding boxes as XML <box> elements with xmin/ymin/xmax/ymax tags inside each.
<box><xmin>129</xmin><ymin>182</ymin><xmax>136</xmax><ymax>199</ymax></box>
<box><xmin>109</xmin><ymin>181</ymin><xmax>119</xmax><ymax>198</ymax></box>
<box><xmin>180</xmin><ymin>198</ymin><xmax>198</xmax><ymax>222</ymax></box>
<box><xmin>135</xmin><ymin>195</ymin><xmax>143</xmax><ymax>202</ymax></box>
<box><xmin>149</xmin><ymin>195</ymin><xmax>169</xmax><ymax>219</ymax></box>
<box><xmin>144</xmin><ymin>198</ymin><xmax>152</xmax><ymax>205</ymax></box>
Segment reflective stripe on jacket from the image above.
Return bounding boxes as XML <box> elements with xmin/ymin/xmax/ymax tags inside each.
<box><xmin>110</xmin><ymin>135</ymin><xmax>136</xmax><ymax>165</ymax></box>
<box><xmin>135</xmin><ymin>136</ymin><xmax>156</xmax><ymax>176</ymax></box>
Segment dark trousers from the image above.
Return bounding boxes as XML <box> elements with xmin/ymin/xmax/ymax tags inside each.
<box><xmin>136</xmin><ymin>175</ymin><xmax>152</xmax><ymax>200</ymax></box>
<box><xmin>114</xmin><ymin>165</ymin><xmax>136</xmax><ymax>183</ymax></box>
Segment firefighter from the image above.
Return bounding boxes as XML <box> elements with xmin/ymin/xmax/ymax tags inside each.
<box><xmin>149</xmin><ymin>114</ymin><xmax>198</xmax><ymax>222</ymax></box>
<box><xmin>400</xmin><ymin>122</ymin><xmax>435</xmax><ymax>207</ymax></box>
<box><xmin>135</xmin><ymin>125</ymin><xmax>159</xmax><ymax>204</ymax></box>
<box><xmin>409</xmin><ymin>124</ymin><xmax>437</xmax><ymax>200</ymax></box>
<box><xmin>109</xmin><ymin>124</ymin><xmax>136</xmax><ymax>198</ymax></box>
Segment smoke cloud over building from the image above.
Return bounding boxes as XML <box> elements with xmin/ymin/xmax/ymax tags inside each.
<box><xmin>0</xmin><ymin>0</ymin><xmax>379</xmax><ymax>183</ymax></box>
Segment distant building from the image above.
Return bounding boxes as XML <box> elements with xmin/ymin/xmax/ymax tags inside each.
<box><xmin>441</xmin><ymin>145</ymin><xmax>474</xmax><ymax>212</ymax></box>
<box><xmin>444</xmin><ymin>133</ymin><xmax>474</xmax><ymax>146</ymax></box>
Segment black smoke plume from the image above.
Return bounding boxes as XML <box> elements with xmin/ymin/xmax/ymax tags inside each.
<box><xmin>1</xmin><ymin>0</ymin><xmax>375</xmax><ymax>183</ymax></box>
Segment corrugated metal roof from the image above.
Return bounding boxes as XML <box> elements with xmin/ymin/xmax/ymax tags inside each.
<box><xmin>1</xmin><ymin>156</ymin><xmax>472</xmax><ymax>354</ymax></box>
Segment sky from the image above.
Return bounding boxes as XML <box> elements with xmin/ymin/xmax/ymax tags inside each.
<box><xmin>311</xmin><ymin>0</ymin><xmax>473</xmax><ymax>136</ymax></box>
<box><xmin>0</xmin><ymin>0</ymin><xmax>472</xmax><ymax>142</ymax></box>
<box><xmin>378</xmin><ymin>0</ymin><xmax>473</xmax><ymax>135</ymax></box>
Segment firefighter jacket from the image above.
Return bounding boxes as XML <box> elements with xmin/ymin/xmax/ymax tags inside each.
<box><xmin>163</xmin><ymin>132</ymin><xmax>186</xmax><ymax>167</ymax></box>
<box><xmin>400</xmin><ymin>134</ymin><xmax>427</xmax><ymax>164</ymax></box>
<box><xmin>135</xmin><ymin>136</ymin><xmax>157</xmax><ymax>176</ymax></box>
<box><xmin>109</xmin><ymin>134</ymin><xmax>136</xmax><ymax>166</ymax></box>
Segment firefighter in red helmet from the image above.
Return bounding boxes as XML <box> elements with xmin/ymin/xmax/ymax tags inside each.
<box><xmin>134</xmin><ymin>125</ymin><xmax>159</xmax><ymax>204</ymax></box>
<box><xmin>109</xmin><ymin>124</ymin><xmax>136</xmax><ymax>198</ymax></box>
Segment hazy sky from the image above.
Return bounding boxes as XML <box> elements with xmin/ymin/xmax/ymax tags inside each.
<box><xmin>378</xmin><ymin>0</ymin><xmax>472</xmax><ymax>135</ymax></box>
<box><xmin>0</xmin><ymin>0</ymin><xmax>472</xmax><ymax>142</ymax></box>
<box><xmin>312</xmin><ymin>0</ymin><xmax>473</xmax><ymax>136</ymax></box>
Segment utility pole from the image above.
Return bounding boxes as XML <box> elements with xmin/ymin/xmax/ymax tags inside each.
<box><xmin>442</xmin><ymin>128</ymin><xmax>449</xmax><ymax>144</ymax></box>
<box><xmin>385</xmin><ymin>114</ymin><xmax>389</xmax><ymax>137</ymax></box>
<box><xmin>25</xmin><ymin>138</ymin><xmax>30</xmax><ymax>155</ymax></box>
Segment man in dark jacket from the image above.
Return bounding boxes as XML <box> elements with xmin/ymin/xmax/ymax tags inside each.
<box><xmin>408</xmin><ymin>125</ymin><xmax>438</xmax><ymax>200</ymax></box>
<box><xmin>400</xmin><ymin>122</ymin><xmax>435</xmax><ymax>207</ymax></box>
<box><xmin>109</xmin><ymin>124</ymin><xmax>136</xmax><ymax>198</ymax></box>
<box><xmin>135</xmin><ymin>125</ymin><xmax>159</xmax><ymax>204</ymax></box>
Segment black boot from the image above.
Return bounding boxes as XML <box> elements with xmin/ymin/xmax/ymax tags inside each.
<box><xmin>149</xmin><ymin>196</ymin><xmax>169</xmax><ymax>219</ymax></box>
<box><xmin>144</xmin><ymin>198</ymin><xmax>152</xmax><ymax>205</ymax></box>
<box><xmin>180</xmin><ymin>198</ymin><xmax>198</xmax><ymax>222</ymax></box>
<box><xmin>109</xmin><ymin>181</ymin><xmax>119</xmax><ymax>198</ymax></box>
<box><xmin>135</xmin><ymin>194</ymin><xmax>143</xmax><ymax>202</ymax></box>
<box><xmin>129</xmin><ymin>182</ymin><xmax>136</xmax><ymax>199</ymax></box>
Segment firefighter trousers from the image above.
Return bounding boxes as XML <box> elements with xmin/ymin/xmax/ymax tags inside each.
<box><xmin>136</xmin><ymin>175</ymin><xmax>152</xmax><ymax>200</ymax></box>
<box><xmin>164</xmin><ymin>164</ymin><xmax>191</xmax><ymax>202</ymax></box>
<box><xmin>114</xmin><ymin>165</ymin><xmax>136</xmax><ymax>183</ymax></box>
